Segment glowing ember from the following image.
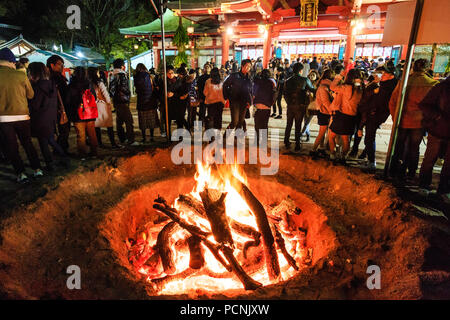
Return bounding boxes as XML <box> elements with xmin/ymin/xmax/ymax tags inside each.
<box><xmin>127</xmin><ymin>162</ymin><xmax>308</xmax><ymax>295</ymax></box>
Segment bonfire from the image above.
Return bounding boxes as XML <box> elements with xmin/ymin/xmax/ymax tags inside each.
<box><xmin>126</xmin><ymin>163</ymin><xmax>310</xmax><ymax>294</ymax></box>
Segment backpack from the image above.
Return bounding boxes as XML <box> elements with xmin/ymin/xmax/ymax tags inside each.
<box><xmin>78</xmin><ymin>89</ymin><xmax>98</xmax><ymax>120</ymax></box>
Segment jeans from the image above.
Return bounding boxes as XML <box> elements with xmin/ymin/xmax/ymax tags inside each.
<box><xmin>254</xmin><ymin>109</ymin><xmax>271</xmax><ymax>145</ymax></box>
<box><xmin>419</xmin><ymin>134</ymin><xmax>450</xmax><ymax>194</ymax></box>
<box><xmin>38</xmin><ymin>134</ymin><xmax>66</xmax><ymax>165</ymax></box>
<box><xmin>285</xmin><ymin>104</ymin><xmax>306</xmax><ymax>145</ymax></box>
<box><xmin>364</xmin><ymin>121</ymin><xmax>379</xmax><ymax>163</ymax></box>
<box><xmin>273</xmin><ymin>94</ymin><xmax>282</xmax><ymax>115</ymax></box>
<box><xmin>74</xmin><ymin>121</ymin><xmax>98</xmax><ymax>156</ymax></box>
<box><xmin>206</xmin><ymin>102</ymin><xmax>224</xmax><ymax>130</ymax></box>
<box><xmin>390</xmin><ymin>127</ymin><xmax>424</xmax><ymax>178</ymax></box>
<box><xmin>229</xmin><ymin>102</ymin><xmax>248</xmax><ymax>130</ymax></box>
<box><xmin>0</xmin><ymin>120</ymin><xmax>41</xmax><ymax>174</ymax></box>
<box><xmin>115</xmin><ymin>103</ymin><xmax>135</xmax><ymax>143</ymax></box>
<box><xmin>301</xmin><ymin>113</ymin><xmax>313</xmax><ymax>136</ymax></box>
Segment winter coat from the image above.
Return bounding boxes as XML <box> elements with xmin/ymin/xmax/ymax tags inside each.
<box><xmin>94</xmin><ymin>81</ymin><xmax>113</xmax><ymax>128</ymax></box>
<box><xmin>203</xmin><ymin>78</ymin><xmax>225</xmax><ymax>105</ymax></box>
<box><xmin>389</xmin><ymin>72</ymin><xmax>439</xmax><ymax>129</ymax></box>
<box><xmin>109</xmin><ymin>69</ymin><xmax>130</xmax><ymax>104</ymax></box>
<box><xmin>361</xmin><ymin>78</ymin><xmax>397</xmax><ymax>128</ymax></box>
<box><xmin>0</xmin><ymin>66</ymin><xmax>34</xmax><ymax>117</ymax></box>
<box><xmin>419</xmin><ymin>76</ymin><xmax>450</xmax><ymax>139</ymax></box>
<box><xmin>276</xmin><ymin>72</ymin><xmax>286</xmax><ymax>98</ymax></box>
<box><xmin>330</xmin><ymin>77</ymin><xmax>363</xmax><ymax>116</ymax></box>
<box><xmin>283</xmin><ymin>74</ymin><xmax>315</xmax><ymax>106</ymax></box>
<box><xmin>65</xmin><ymin>79</ymin><xmax>96</xmax><ymax>123</ymax></box>
<box><xmin>134</xmin><ymin>71</ymin><xmax>154</xmax><ymax>111</ymax></box>
<box><xmin>197</xmin><ymin>73</ymin><xmax>210</xmax><ymax>102</ymax></box>
<box><xmin>28</xmin><ymin>79</ymin><xmax>58</xmax><ymax>138</ymax></box>
<box><xmin>315</xmin><ymin>79</ymin><xmax>333</xmax><ymax>115</ymax></box>
<box><xmin>253</xmin><ymin>77</ymin><xmax>277</xmax><ymax>108</ymax></box>
<box><xmin>223</xmin><ymin>71</ymin><xmax>253</xmax><ymax>106</ymax></box>
<box><xmin>50</xmin><ymin>71</ymin><xmax>68</xmax><ymax>112</ymax></box>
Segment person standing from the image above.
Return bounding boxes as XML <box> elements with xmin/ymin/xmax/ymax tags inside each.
<box><xmin>309</xmin><ymin>56</ymin><xmax>319</xmax><ymax>71</ymax></box>
<box><xmin>197</xmin><ymin>63</ymin><xmax>211</xmax><ymax>123</ymax></box>
<box><xmin>357</xmin><ymin>64</ymin><xmax>397</xmax><ymax>171</ymax></box>
<box><xmin>88</xmin><ymin>67</ymin><xmax>118</xmax><ymax>148</ymax></box>
<box><xmin>418</xmin><ymin>76</ymin><xmax>450</xmax><ymax>200</ymax></box>
<box><xmin>301</xmin><ymin>69</ymin><xmax>320</xmax><ymax>142</ymax></box>
<box><xmin>283</xmin><ymin>62</ymin><xmax>315</xmax><ymax>151</ymax></box>
<box><xmin>223</xmin><ymin>59</ymin><xmax>253</xmax><ymax>132</ymax></box>
<box><xmin>109</xmin><ymin>58</ymin><xmax>138</xmax><ymax>146</ymax></box>
<box><xmin>47</xmin><ymin>55</ymin><xmax>70</xmax><ymax>155</ymax></box>
<box><xmin>65</xmin><ymin>67</ymin><xmax>98</xmax><ymax>158</ymax></box>
<box><xmin>203</xmin><ymin>67</ymin><xmax>225</xmax><ymax>130</ymax></box>
<box><xmin>175</xmin><ymin>67</ymin><xmax>190</xmax><ymax>130</ymax></box>
<box><xmin>389</xmin><ymin>59</ymin><xmax>439</xmax><ymax>180</ymax></box>
<box><xmin>253</xmin><ymin>69</ymin><xmax>277</xmax><ymax>145</ymax></box>
<box><xmin>310</xmin><ymin>69</ymin><xmax>334</xmax><ymax>158</ymax></box>
<box><xmin>0</xmin><ymin>48</ymin><xmax>43</xmax><ymax>182</ymax></box>
<box><xmin>28</xmin><ymin>62</ymin><xmax>68</xmax><ymax>171</ymax></box>
<box><xmin>273</xmin><ymin>66</ymin><xmax>286</xmax><ymax>119</ymax></box>
<box><xmin>328</xmin><ymin>69</ymin><xmax>364</xmax><ymax>164</ymax></box>
<box><xmin>134</xmin><ymin>63</ymin><xmax>159</xmax><ymax>143</ymax></box>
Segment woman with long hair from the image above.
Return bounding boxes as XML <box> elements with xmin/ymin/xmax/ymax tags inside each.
<box><xmin>310</xmin><ymin>68</ymin><xmax>334</xmax><ymax>158</ymax></box>
<box><xmin>203</xmin><ymin>67</ymin><xmax>225</xmax><ymax>130</ymax></box>
<box><xmin>88</xmin><ymin>67</ymin><xmax>118</xmax><ymax>148</ymax></box>
<box><xmin>134</xmin><ymin>63</ymin><xmax>159</xmax><ymax>142</ymax></box>
<box><xmin>65</xmin><ymin>67</ymin><xmax>98</xmax><ymax>158</ymax></box>
<box><xmin>253</xmin><ymin>69</ymin><xmax>277</xmax><ymax>145</ymax></box>
<box><xmin>301</xmin><ymin>69</ymin><xmax>321</xmax><ymax>142</ymax></box>
<box><xmin>328</xmin><ymin>68</ymin><xmax>364</xmax><ymax>164</ymax></box>
<box><xmin>28</xmin><ymin>62</ymin><xmax>68</xmax><ymax>170</ymax></box>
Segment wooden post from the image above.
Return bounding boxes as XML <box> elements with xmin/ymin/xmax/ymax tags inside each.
<box><xmin>222</xmin><ymin>29</ymin><xmax>229</xmax><ymax>67</ymax></box>
<box><xmin>263</xmin><ymin>25</ymin><xmax>273</xmax><ymax>69</ymax></box>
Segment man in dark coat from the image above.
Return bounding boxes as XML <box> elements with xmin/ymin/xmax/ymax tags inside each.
<box><xmin>223</xmin><ymin>59</ymin><xmax>253</xmax><ymax>131</ymax></box>
<box><xmin>419</xmin><ymin>76</ymin><xmax>450</xmax><ymax>199</ymax></box>
<box><xmin>47</xmin><ymin>55</ymin><xmax>70</xmax><ymax>154</ymax></box>
<box><xmin>283</xmin><ymin>62</ymin><xmax>315</xmax><ymax>151</ymax></box>
<box><xmin>196</xmin><ymin>63</ymin><xmax>211</xmax><ymax>122</ymax></box>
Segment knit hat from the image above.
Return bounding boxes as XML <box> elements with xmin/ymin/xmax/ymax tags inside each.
<box><xmin>0</xmin><ymin>48</ymin><xmax>17</xmax><ymax>63</ymax></box>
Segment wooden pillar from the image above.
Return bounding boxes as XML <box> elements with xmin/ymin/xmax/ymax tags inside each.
<box><xmin>153</xmin><ymin>39</ymin><xmax>160</xmax><ymax>70</ymax></box>
<box><xmin>263</xmin><ymin>25</ymin><xmax>273</xmax><ymax>69</ymax></box>
<box><xmin>344</xmin><ymin>21</ymin><xmax>356</xmax><ymax>70</ymax></box>
<box><xmin>222</xmin><ymin>30</ymin><xmax>229</xmax><ymax>67</ymax></box>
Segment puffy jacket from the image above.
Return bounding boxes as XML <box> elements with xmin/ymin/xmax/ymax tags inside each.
<box><xmin>204</xmin><ymin>78</ymin><xmax>225</xmax><ymax>105</ymax></box>
<box><xmin>315</xmin><ymin>79</ymin><xmax>333</xmax><ymax>115</ymax></box>
<box><xmin>223</xmin><ymin>71</ymin><xmax>252</xmax><ymax>106</ymax></box>
<box><xmin>109</xmin><ymin>69</ymin><xmax>130</xmax><ymax>104</ymax></box>
<box><xmin>134</xmin><ymin>71</ymin><xmax>153</xmax><ymax>111</ymax></box>
<box><xmin>284</xmin><ymin>74</ymin><xmax>315</xmax><ymax>106</ymax></box>
<box><xmin>330</xmin><ymin>76</ymin><xmax>363</xmax><ymax>116</ymax></box>
<box><xmin>389</xmin><ymin>72</ymin><xmax>439</xmax><ymax>129</ymax></box>
<box><xmin>419</xmin><ymin>76</ymin><xmax>450</xmax><ymax>139</ymax></box>
<box><xmin>28</xmin><ymin>79</ymin><xmax>58</xmax><ymax>138</ymax></box>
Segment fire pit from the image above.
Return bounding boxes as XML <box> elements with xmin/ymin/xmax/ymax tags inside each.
<box><xmin>0</xmin><ymin>149</ymin><xmax>448</xmax><ymax>299</ymax></box>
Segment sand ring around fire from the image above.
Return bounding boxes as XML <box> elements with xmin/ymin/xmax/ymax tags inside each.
<box><xmin>0</xmin><ymin>149</ymin><xmax>448</xmax><ymax>299</ymax></box>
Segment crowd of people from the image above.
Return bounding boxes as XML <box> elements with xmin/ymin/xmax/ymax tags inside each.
<box><xmin>0</xmin><ymin>46</ymin><xmax>448</xmax><ymax>199</ymax></box>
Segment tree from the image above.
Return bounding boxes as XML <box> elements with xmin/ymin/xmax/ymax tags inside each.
<box><xmin>172</xmin><ymin>17</ymin><xmax>189</xmax><ymax>68</ymax></box>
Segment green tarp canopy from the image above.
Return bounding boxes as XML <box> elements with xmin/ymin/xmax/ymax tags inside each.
<box><xmin>119</xmin><ymin>9</ymin><xmax>213</xmax><ymax>35</ymax></box>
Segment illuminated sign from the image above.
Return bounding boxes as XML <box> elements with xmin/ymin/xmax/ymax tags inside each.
<box><xmin>300</xmin><ymin>0</ymin><xmax>319</xmax><ymax>27</ymax></box>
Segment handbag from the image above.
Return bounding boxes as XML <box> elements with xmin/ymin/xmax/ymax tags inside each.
<box><xmin>57</xmin><ymin>90</ymin><xmax>69</xmax><ymax>125</ymax></box>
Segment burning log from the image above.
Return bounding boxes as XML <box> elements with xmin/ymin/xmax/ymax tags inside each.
<box><xmin>273</xmin><ymin>225</ymin><xmax>299</xmax><ymax>271</ymax></box>
<box><xmin>150</xmin><ymin>268</ymin><xmax>198</xmax><ymax>292</ymax></box>
<box><xmin>154</xmin><ymin>197</ymin><xmax>262</xmax><ymax>290</ymax></box>
<box><xmin>220</xmin><ymin>245</ymin><xmax>262</xmax><ymax>290</ymax></box>
<box><xmin>156</xmin><ymin>221</ymin><xmax>180</xmax><ymax>275</ymax></box>
<box><xmin>199</xmin><ymin>188</ymin><xmax>234</xmax><ymax>247</ymax></box>
<box><xmin>224</xmin><ymin>173</ymin><xmax>281</xmax><ymax>281</ymax></box>
<box><xmin>243</xmin><ymin>237</ymin><xmax>261</xmax><ymax>260</ymax></box>
<box><xmin>178</xmin><ymin>192</ymin><xmax>261</xmax><ymax>241</ymax></box>
<box><xmin>187</xmin><ymin>236</ymin><xmax>205</xmax><ymax>269</ymax></box>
